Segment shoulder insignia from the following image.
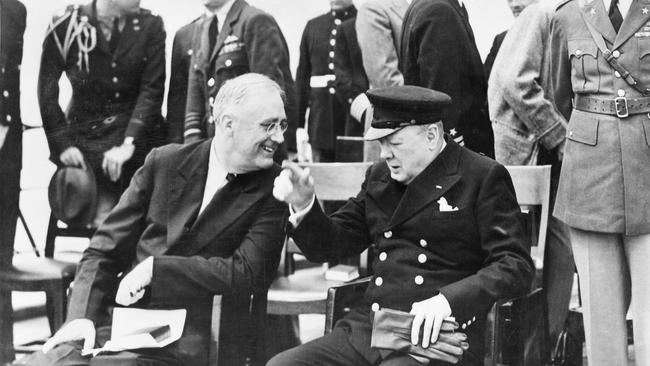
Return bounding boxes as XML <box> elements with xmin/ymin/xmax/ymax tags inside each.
<box><xmin>47</xmin><ymin>5</ymin><xmax>75</xmax><ymax>34</ymax></box>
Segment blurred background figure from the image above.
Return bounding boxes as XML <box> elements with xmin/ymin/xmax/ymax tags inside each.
<box><xmin>38</xmin><ymin>0</ymin><xmax>166</xmax><ymax>228</ymax></box>
<box><xmin>183</xmin><ymin>0</ymin><xmax>297</xmax><ymax>161</ymax></box>
<box><xmin>166</xmin><ymin>12</ymin><xmax>201</xmax><ymax>144</ymax></box>
<box><xmin>0</xmin><ymin>0</ymin><xmax>26</xmax><ymax>364</ymax></box>
<box><xmin>295</xmin><ymin>0</ymin><xmax>356</xmax><ymax>162</ymax></box>
<box><xmin>484</xmin><ymin>0</ymin><xmax>537</xmax><ymax>79</ymax></box>
<box><xmin>400</xmin><ymin>0</ymin><xmax>494</xmax><ymax>158</ymax></box>
<box><xmin>488</xmin><ymin>2</ymin><xmax>574</xmax><ymax>359</ymax></box>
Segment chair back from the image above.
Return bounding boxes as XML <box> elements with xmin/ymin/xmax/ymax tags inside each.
<box><xmin>504</xmin><ymin>165</ymin><xmax>551</xmax><ymax>270</ymax></box>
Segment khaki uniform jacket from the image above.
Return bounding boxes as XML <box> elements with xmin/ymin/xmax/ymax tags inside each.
<box><xmin>550</xmin><ymin>0</ymin><xmax>650</xmax><ymax>234</ymax></box>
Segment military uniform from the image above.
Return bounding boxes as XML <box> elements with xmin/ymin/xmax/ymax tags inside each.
<box><xmin>334</xmin><ymin>17</ymin><xmax>368</xmax><ymax>138</ymax></box>
<box><xmin>269</xmin><ymin>86</ymin><xmax>534</xmax><ymax>366</ymax></box>
<box><xmin>400</xmin><ymin>0</ymin><xmax>494</xmax><ymax>157</ymax></box>
<box><xmin>166</xmin><ymin>16</ymin><xmax>200</xmax><ymax>144</ymax></box>
<box><xmin>183</xmin><ymin>0</ymin><xmax>297</xmax><ymax>153</ymax></box>
<box><xmin>296</xmin><ymin>6</ymin><xmax>356</xmax><ymax>161</ymax></box>
<box><xmin>0</xmin><ymin>1</ymin><xmax>25</xmax><ymax>362</ymax></box>
<box><xmin>38</xmin><ymin>1</ymin><xmax>165</xmax><ymax>201</ymax></box>
<box><xmin>550</xmin><ymin>0</ymin><xmax>650</xmax><ymax>364</ymax></box>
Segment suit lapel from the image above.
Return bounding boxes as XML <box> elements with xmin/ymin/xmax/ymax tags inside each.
<box><xmin>581</xmin><ymin>0</ymin><xmax>617</xmax><ymax>44</ymax></box>
<box><xmin>166</xmin><ymin>140</ymin><xmax>212</xmax><ymax>251</ymax></box>
<box><xmin>210</xmin><ymin>0</ymin><xmax>246</xmax><ymax>64</ymax></box>
<box><xmin>613</xmin><ymin>0</ymin><xmax>650</xmax><ymax>49</ymax></box>
<box><xmin>366</xmin><ymin>168</ymin><xmax>407</xmax><ymax>219</ymax></box>
<box><xmin>113</xmin><ymin>13</ymin><xmax>139</xmax><ymax>58</ymax></box>
<box><xmin>447</xmin><ymin>0</ymin><xmax>475</xmax><ymax>43</ymax></box>
<box><xmin>388</xmin><ymin>140</ymin><xmax>462</xmax><ymax>228</ymax></box>
<box><xmin>180</xmin><ymin>170</ymin><xmax>267</xmax><ymax>256</ymax></box>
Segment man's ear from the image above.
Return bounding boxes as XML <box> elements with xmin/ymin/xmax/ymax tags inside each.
<box><xmin>220</xmin><ymin>114</ymin><xmax>235</xmax><ymax>136</ymax></box>
<box><xmin>426</xmin><ymin>122</ymin><xmax>443</xmax><ymax>145</ymax></box>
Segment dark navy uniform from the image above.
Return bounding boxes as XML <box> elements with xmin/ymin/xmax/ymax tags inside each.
<box><xmin>400</xmin><ymin>0</ymin><xmax>494</xmax><ymax>158</ymax></box>
<box><xmin>269</xmin><ymin>86</ymin><xmax>534</xmax><ymax>366</ymax></box>
<box><xmin>166</xmin><ymin>16</ymin><xmax>200</xmax><ymax>144</ymax></box>
<box><xmin>38</xmin><ymin>1</ymin><xmax>165</xmax><ymax>191</ymax></box>
<box><xmin>334</xmin><ymin>17</ymin><xmax>369</xmax><ymax>137</ymax></box>
<box><xmin>296</xmin><ymin>6</ymin><xmax>356</xmax><ymax>161</ymax></box>
<box><xmin>184</xmin><ymin>0</ymin><xmax>297</xmax><ymax>154</ymax></box>
<box><xmin>0</xmin><ymin>1</ymin><xmax>25</xmax><ymax>362</ymax></box>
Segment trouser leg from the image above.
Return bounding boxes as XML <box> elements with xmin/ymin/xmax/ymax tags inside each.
<box><xmin>569</xmin><ymin>227</ymin><xmax>629</xmax><ymax>366</ymax></box>
<box><xmin>543</xmin><ymin>217</ymin><xmax>574</xmax><ymax>342</ymax></box>
<box><xmin>624</xmin><ymin>233</ymin><xmax>650</xmax><ymax>366</ymax></box>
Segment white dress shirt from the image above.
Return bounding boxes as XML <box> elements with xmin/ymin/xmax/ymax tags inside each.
<box><xmin>199</xmin><ymin>140</ymin><xmax>231</xmax><ymax>214</ymax></box>
<box><xmin>603</xmin><ymin>0</ymin><xmax>633</xmax><ymax>19</ymax></box>
<box><xmin>205</xmin><ymin>0</ymin><xmax>236</xmax><ymax>33</ymax></box>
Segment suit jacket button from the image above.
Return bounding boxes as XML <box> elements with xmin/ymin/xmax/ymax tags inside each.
<box><xmin>225</xmin><ymin>59</ymin><xmax>232</xmax><ymax>67</ymax></box>
<box><xmin>461</xmin><ymin>323</ymin><xmax>467</xmax><ymax>329</ymax></box>
<box><xmin>371</xmin><ymin>303</ymin><xmax>380</xmax><ymax>312</ymax></box>
<box><xmin>2</xmin><ymin>90</ymin><xmax>8</xmax><ymax>98</ymax></box>
<box><xmin>384</xmin><ymin>231</ymin><xmax>392</xmax><ymax>238</ymax></box>
<box><xmin>375</xmin><ymin>277</ymin><xmax>383</xmax><ymax>286</ymax></box>
<box><xmin>329</xmin><ymin>87</ymin><xmax>336</xmax><ymax>94</ymax></box>
<box><xmin>612</xmin><ymin>50</ymin><xmax>621</xmax><ymax>58</ymax></box>
<box><xmin>208</xmin><ymin>78</ymin><xmax>216</xmax><ymax>87</ymax></box>
<box><xmin>330</xmin><ymin>39</ymin><xmax>336</xmax><ymax>46</ymax></box>
<box><xmin>414</xmin><ymin>275</ymin><xmax>424</xmax><ymax>285</ymax></box>
<box><xmin>5</xmin><ymin>115</ymin><xmax>11</xmax><ymax>122</ymax></box>
<box><xmin>335</xmin><ymin>18</ymin><xmax>341</xmax><ymax>25</ymax></box>
<box><xmin>419</xmin><ymin>239</ymin><xmax>427</xmax><ymax>247</ymax></box>
<box><xmin>418</xmin><ymin>254</ymin><xmax>427</xmax><ymax>263</ymax></box>
<box><xmin>617</xmin><ymin>89</ymin><xmax>626</xmax><ymax>97</ymax></box>
<box><xmin>379</xmin><ymin>252</ymin><xmax>387</xmax><ymax>261</ymax></box>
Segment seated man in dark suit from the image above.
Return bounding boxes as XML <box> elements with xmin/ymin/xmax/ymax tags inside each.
<box><xmin>270</xmin><ymin>86</ymin><xmax>534</xmax><ymax>365</ymax></box>
<box><xmin>17</xmin><ymin>73</ymin><xmax>288</xmax><ymax>366</ymax></box>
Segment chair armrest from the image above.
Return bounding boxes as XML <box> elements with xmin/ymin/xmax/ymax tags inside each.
<box><xmin>324</xmin><ymin>277</ymin><xmax>371</xmax><ymax>334</ymax></box>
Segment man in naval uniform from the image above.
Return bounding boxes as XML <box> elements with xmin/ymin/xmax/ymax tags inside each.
<box><xmin>269</xmin><ymin>85</ymin><xmax>534</xmax><ymax>366</ymax></box>
<box><xmin>183</xmin><ymin>0</ymin><xmax>297</xmax><ymax>157</ymax></box>
<box><xmin>295</xmin><ymin>0</ymin><xmax>356</xmax><ymax>162</ymax></box>
<box><xmin>400</xmin><ymin>0</ymin><xmax>494</xmax><ymax>158</ymax></box>
<box><xmin>550</xmin><ymin>0</ymin><xmax>650</xmax><ymax>364</ymax></box>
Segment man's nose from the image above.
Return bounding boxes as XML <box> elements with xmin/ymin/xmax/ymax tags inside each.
<box><xmin>379</xmin><ymin>144</ymin><xmax>393</xmax><ymax>160</ymax></box>
<box><xmin>271</xmin><ymin>128</ymin><xmax>285</xmax><ymax>144</ymax></box>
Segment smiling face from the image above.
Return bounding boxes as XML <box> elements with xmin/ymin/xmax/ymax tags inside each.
<box><xmin>220</xmin><ymin>86</ymin><xmax>286</xmax><ymax>173</ymax></box>
<box><xmin>377</xmin><ymin>123</ymin><xmax>442</xmax><ymax>184</ymax></box>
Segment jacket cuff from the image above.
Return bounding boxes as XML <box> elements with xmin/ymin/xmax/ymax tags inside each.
<box><xmin>538</xmin><ymin>119</ymin><xmax>567</xmax><ymax>150</ymax></box>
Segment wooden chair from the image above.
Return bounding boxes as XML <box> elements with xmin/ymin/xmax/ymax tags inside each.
<box><xmin>266</xmin><ymin>162</ymin><xmax>372</xmax><ymax>322</ymax></box>
<box><xmin>324</xmin><ymin>165</ymin><xmax>553</xmax><ymax>366</ymax></box>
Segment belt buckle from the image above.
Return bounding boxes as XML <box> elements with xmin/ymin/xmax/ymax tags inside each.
<box><xmin>615</xmin><ymin>96</ymin><xmax>629</xmax><ymax>118</ymax></box>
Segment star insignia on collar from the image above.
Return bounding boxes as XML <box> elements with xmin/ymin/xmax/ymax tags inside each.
<box><xmin>590</xmin><ymin>8</ymin><xmax>596</xmax><ymax>16</ymax></box>
<box><xmin>449</xmin><ymin>128</ymin><xmax>457</xmax><ymax>136</ymax></box>
<box><xmin>644</xmin><ymin>7</ymin><xmax>649</xmax><ymax>14</ymax></box>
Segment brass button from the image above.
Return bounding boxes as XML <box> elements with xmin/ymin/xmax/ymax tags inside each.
<box><xmin>334</xmin><ymin>18</ymin><xmax>341</xmax><ymax>25</ymax></box>
<box><xmin>3</xmin><ymin>90</ymin><xmax>8</xmax><ymax>98</ymax></box>
<box><xmin>414</xmin><ymin>275</ymin><xmax>424</xmax><ymax>285</ymax></box>
<box><xmin>114</xmin><ymin>92</ymin><xmax>120</xmax><ymax>98</ymax></box>
<box><xmin>5</xmin><ymin>115</ymin><xmax>11</xmax><ymax>122</ymax></box>
<box><xmin>384</xmin><ymin>231</ymin><xmax>393</xmax><ymax>239</ymax></box>
<box><xmin>613</xmin><ymin>50</ymin><xmax>621</xmax><ymax>58</ymax></box>
<box><xmin>615</xmin><ymin>71</ymin><xmax>621</xmax><ymax>78</ymax></box>
<box><xmin>328</xmin><ymin>63</ymin><xmax>334</xmax><ymax>70</ymax></box>
<box><xmin>617</xmin><ymin>89</ymin><xmax>626</xmax><ymax>97</ymax></box>
<box><xmin>379</xmin><ymin>252</ymin><xmax>387</xmax><ymax>261</ymax></box>
<box><xmin>330</xmin><ymin>39</ymin><xmax>336</xmax><ymax>46</ymax></box>
<box><xmin>328</xmin><ymin>87</ymin><xmax>335</xmax><ymax>94</ymax></box>
<box><xmin>418</xmin><ymin>254</ymin><xmax>427</xmax><ymax>264</ymax></box>
<box><xmin>371</xmin><ymin>303</ymin><xmax>379</xmax><ymax>312</ymax></box>
<box><xmin>225</xmin><ymin>59</ymin><xmax>232</xmax><ymax>67</ymax></box>
<box><xmin>208</xmin><ymin>78</ymin><xmax>215</xmax><ymax>87</ymax></box>
<box><xmin>419</xmin><ymin>239</ymin><xmax>427</xmax><ymax>247</ymax></box>
<box><xmin>375</xmin><ymin>277</ymin><xmax>383</xmax><ymax>286</ymax></box>
<box><xmin>112</xmin><ymin>77</ymin><xmax>118</xmax><ymax>83</ymax></box>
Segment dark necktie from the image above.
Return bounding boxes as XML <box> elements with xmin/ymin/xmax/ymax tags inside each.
<box><xmin>609</xmin><ymin>0</ymin><xmax>623</xmax><ymax>33</ymax></box>
<box><xmin>109</xmin><ymin>17</ymin><xmax>121</xmax><ymax>53</ymax></box>
<box><xmin>208</xmin><ymin>15</ymin><xmax>219</xmax><ymax>54</ymax></box>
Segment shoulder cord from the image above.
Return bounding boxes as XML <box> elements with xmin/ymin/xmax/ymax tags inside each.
<box><xmin>46</xmin><ymin>7</ymin><xmax>97</xmax><ymax>73</ymax></box>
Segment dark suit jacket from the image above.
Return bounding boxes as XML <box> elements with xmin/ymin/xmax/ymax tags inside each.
<box><xmin>291</xmin><ymin>139</ymin><xmax>534</xmax><ymax>364</ymax></box>
<box><xmin>38</xmin><ymin>2</ymin><xmax>166</xmax><ymax>184</ymax></box>
<box><xmin>166</xmin><ymin>17</ymin><xmax>200</xmax><ymax>144</ymax></box>
<box><xmin>483</xmin><ymin>30</ymin><xmax>507</xmax><ymax>80</ymax></box>
<box><xmin>334</xmin><ymin>17</ymin><xmax>368</xmax><ymax>137</ymax></box>
<box><xmin>296</xmin><ymin>7</ymin><xmax>356</xmax><ymax>150</ymax></box>
<box><xmin>184</xmin><ymin>0</ymin><xmax>297</xmax><ymax>151</ymax></box>
<box><xmin>66</xmin><ymin>140</ymin><xmax>287</xmax><ymax>365</ymax></box>
<box><xmin>400</xmin><ymin>0</ymin><xmax>494</xmax><ymax>157</ymax></box>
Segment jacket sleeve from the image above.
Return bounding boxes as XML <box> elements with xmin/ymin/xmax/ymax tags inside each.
<box><xmin>295</xmin><ymin>22</ymin><xmax>311</xmax><ymax>129</ymax></box>
<box><xmin>244</xmin><ymin>12</ymin><xmax>297</xmax><ymax>151</ymax></box>
<box><xmin>66</xmin><ymin>148</ymin><xmax>158</xmax><ymax>324</ymax></box>
<box><xmin>125</xmin><ymin>15</ymin><xmax>166</xmax><ymax>143</ymax></box>
<box><xmin>549</xmin><ymin>12</ymin><xmax>574</xmax><ymax>122</ymax></box>
<box><xmin>497</xmin><ymin>9</ymin><xmax>567</xmax><ymax>150</ymax></box>
<box><xmin>289</xmin><ymin>169</ymin><xmax>371</xmax><ymax>262</ymax></box>
<box><xmin>356</xmin><ymin>1</ymin><xmax>403</xmax><ymax>88</ymax></box>
<box><xmin>150</xmin><ymin>194</ymin><xmax>287</xmax><ymax>298</ymax></box>
<box><xmin>184</xmin><ymin>25</ymin><xmax>205</xmax><ymax>143</ymax></box>
<box><xmin>166</xmin><ymin>26</ymin><xmax>192</xmax><ymax>144</ymax></box>
<box><xmin>38</xmin><ymin>20</ymin><xmax>73</xmax><ymax>164</ymax></box>
<box><xmin>439</xmin><ymin>164</ymin><xmax>535</xmax><ymax>323</ymax></box>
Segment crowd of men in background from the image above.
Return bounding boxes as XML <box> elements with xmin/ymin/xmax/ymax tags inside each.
<box><xmin>1</xmin><ymin>0</ymin><xmax>649</xmax><ymax>365</ymax></box>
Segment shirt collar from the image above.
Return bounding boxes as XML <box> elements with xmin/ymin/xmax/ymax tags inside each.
<box><xmin>206</xmin><ymin>0</ymin><xmax>236</xmax><ymax>33</ymax></box>
<box><xmin>603</xmin><ymin>0</ymin><xmax>633</xmax><ymax>19</ymax></box>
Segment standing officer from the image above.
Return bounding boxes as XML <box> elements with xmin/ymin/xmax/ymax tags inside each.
<box><xmin>183</xmin><ymin>0</ymin><xmax>297</xmax><ymax>157</ymax></box>
<box><xmin>296</xmin><ymin>0</ymin><xmax>356</xmax><ymax>162</ymax></box>
<box><xmin>166</xmin><ymin>15</ymin><xmax>201</xmax><ymax>144</ymax></box>
<box><xmin>270</xmin><ymin>86</ymin><xmax>534</xmax><ymax>366</ymax></box>
<box><xmin>38</xmin><ymin>0</ymin><xmax>166</xmax><ymax>227</ymax></box>
<box><xmin>0</xmin><ymin>0</ymin><xmax>25</xmax><ymax>363</ymax></box>
<box><xmin>550</xmin><ymin>0</ymin><xmax>650</xmax><ymax>364</ymax></box>
<box><xmin>400</xmin><ymin>0</ymin><xmax>494</xmax><ymax>158</ymax></box>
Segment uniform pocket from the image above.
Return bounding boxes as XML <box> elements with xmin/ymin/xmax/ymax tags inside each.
<box><xmin>568</xmin><ymin>39</ymin><xmax>600</xmax><ymax>92</ymax></box>
<box><xmin>567</xmin><ymin>112</ymin><xmax>599</xmax><ymax>146</ymax></box>
<box><xmin>638</xmin><ymin>37</ymin><xmax>650</xmax><ymax>76</ymax></box>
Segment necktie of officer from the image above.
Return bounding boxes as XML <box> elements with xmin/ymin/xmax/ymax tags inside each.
<box><xmin>109</xmin><ymin>17</ymin><xmax>121</xmax><ymax>53</ymax></box>
<box><xmin>209</xmin><ymin>15</ymin><xmax>219</xmax><ymax>55</ymax></box>
<box><xmin>609</xmin><ymin>0</ymin><xmax>623</xmax><ymax>33</ymax></box>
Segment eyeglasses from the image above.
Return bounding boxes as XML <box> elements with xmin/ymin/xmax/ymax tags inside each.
<box><xmin>263</xmin><ymin>120</ymin><xmax>289</xmax><ymax>136</ymax></box>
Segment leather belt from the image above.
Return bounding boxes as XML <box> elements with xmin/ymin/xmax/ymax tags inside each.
<box><xmin>574</xmin><ymin>95</ymin><xmax>650</xmax><ymax>118</ymax></box>
<box><xmin>309</xmin><ymin>74</ymin><xmax>335</xmax><ymax>88</ymax></box>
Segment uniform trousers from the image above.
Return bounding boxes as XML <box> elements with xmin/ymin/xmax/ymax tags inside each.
<box><xmin>569</xmin><ymin>227</ymin><xmax>650</xmax><ymax>366</ymax></box>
